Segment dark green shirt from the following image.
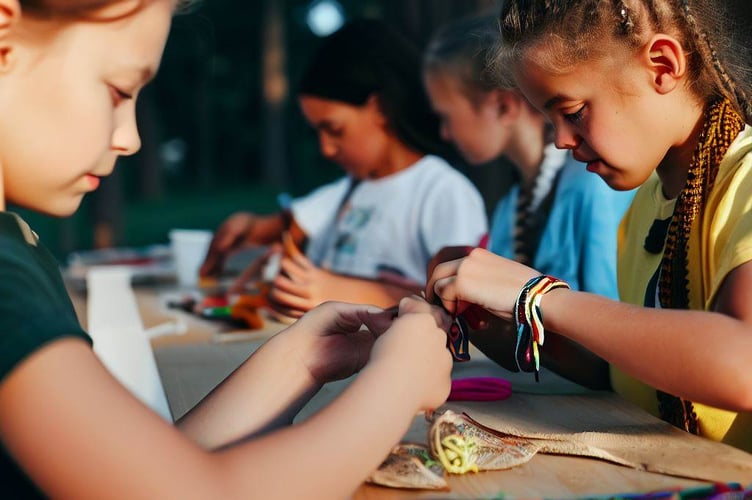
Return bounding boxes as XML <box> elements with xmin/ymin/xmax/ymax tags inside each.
<box><xmin>0</xmin><ymin>212</ymin><xmax>91</xmax><ymax>498</ymax></box>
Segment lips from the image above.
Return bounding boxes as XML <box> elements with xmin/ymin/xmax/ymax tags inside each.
<box><xmin>85</xmin><ymin>174</ymin><xmax>101</xmax><ymax>190</ymax></box>
<box><xmin>572</xmin><ymin>150</ymin><xmax>598</xmax><ymax>164</ymax></box>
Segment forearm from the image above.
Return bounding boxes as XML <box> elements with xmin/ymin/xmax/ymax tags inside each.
<box><xmin>470</xmin><ymin>317</ymin><xmax>610</xmax><ymax>389</ymax></box>
<box><xmin>247</xmin><ymin>213</ymin><xmax>288</xmax><ymax>245</ymax></box>
<box><xmin>216</xmin><ymin>357</ymin><xmax>420</xmax><ymax>500</ymax></box>
<box><xmin>541</xmin><ymin>289</ymin><xmax>752</xmax><ymax>410</ymax></box>
<box><xmin>177</xmin><ymin>333</ymin><xmax>321</xmax><ymax>449</ymax></box>
<box><xmin>324</xmin><ymin>275</ymin><xmax>420</xmax><ymax>308</ymax></box>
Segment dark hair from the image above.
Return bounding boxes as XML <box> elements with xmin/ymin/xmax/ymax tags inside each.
<box><xmin>298</xmin><ymin>18</ymin><xmax>450</xmax><ymax>157</ymax></box>
<box><xmin>497</xmin><ymin>0</ymin><xmax>752</xmax><ymax>123</ymax></box>
<box><xmin>423</xmin><ymin>14</ymin><xmax>505</xmax><ymax>106</ymax></box>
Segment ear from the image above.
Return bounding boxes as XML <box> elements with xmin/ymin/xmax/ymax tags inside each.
<box><xmin>0</xmin><ymin>0</ymin><xmax>20</xmax><ymax>73</ymax></box>
<box><xmin>491</xmin><ymin>89</ymin><xmax>522</xmax><ymax>122</ymax></box>
<box><xmin>365</xmin><ymin>93</ymin><xmax>388</xmax><ymax>127</ymax></box>
<box><xmin>644</xmin><ymin>34</ymin><xmax>686</xmax><ymax>95</ymax></box>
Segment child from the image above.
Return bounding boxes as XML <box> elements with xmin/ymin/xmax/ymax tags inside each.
<box><xmin>200</xmin><ymin>19</ymin><xmax>488</xmax><ymax>320</ymax></box>
<box><xmin>427</xmin><ymin>0</ymin><xmax>752</xmax><ymax>452</ymax></box>
<box><xmin>422</xmin><ymin>15</ymin><xmax>635</xmax><ymax>383</ymax></box>
<box><xmin>0</xmin><ymin>1</ymin><xmax>454</xmax><ymax>497</ymax></box>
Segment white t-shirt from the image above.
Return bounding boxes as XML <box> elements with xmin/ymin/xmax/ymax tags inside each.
<box><xmin>291</xmin><ymin>155</ymin><xmax>487</xmax><ymax>284</ymax></box>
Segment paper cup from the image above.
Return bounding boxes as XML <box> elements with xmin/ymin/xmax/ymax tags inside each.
<box><xmin>169</xmin><ymin>229</ymin><xmax>212</xmax><ymax>287</ymax></box>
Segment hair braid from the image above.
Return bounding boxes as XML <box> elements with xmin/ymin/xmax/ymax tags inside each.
<box><xmin>656</xmin><ymin>98</ymin><xmax>745</xmax><ymax>434</ymax></box>
<box><xmin>676</xmin><ymin>0</ymin><xmax>752</xmax><ymax>123</ymax></box>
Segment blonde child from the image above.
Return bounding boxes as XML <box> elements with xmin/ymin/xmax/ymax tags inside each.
<box><xmin>428</xmin><ymin>0</ymin><xmax>752</xmax><ymax>452</ymax></box>
<box><xmin>0</xmin><ymin>1</ymin><xmax>454</xmax><ymax>497</ymax></box>
<box><xmin>200</xmin><ymin>19</ymin><xmax>488</xmax><ymax>320</ymax></box>
<box><xmin>422</xmin><ymin>15</ymin><xmax>635</xmax><ymax>385</ymax></box>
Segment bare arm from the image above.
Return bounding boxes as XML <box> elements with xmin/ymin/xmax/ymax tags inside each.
<box><xmin>540</xmin><ymin>263</ymin><xmax>752</xmax><ymax>410</ymax></box>
<box><xmin>428</xmin><ymin>248</ymin><xmax>752</xmax><ymax>412</ymax></box>
<box><xmin>265</xmin><ymin>251</ymin><xmax>422</xmax><ymax>319</ymax></box>
<box><xmin>469</xmin><ymin>316</ymin><xmax>611</xmax><ymax>390</ymax></box>
<box><xmin>0</xmin><ymin>302</ymin><xmax>451</xmax><ymax>499</ymax></box>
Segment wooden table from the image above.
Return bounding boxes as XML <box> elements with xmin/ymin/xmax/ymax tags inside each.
<box><xmin>70</xmin><ymin>286</ymin><xmax>752</xmax><ymax>499</ymax></box>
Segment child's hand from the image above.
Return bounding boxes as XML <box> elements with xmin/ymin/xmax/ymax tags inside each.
<box><xmin>369</xmin><ymin>296</ymin><xmax>453</xmax><ymax>411</ymax></box>
<box><xmin>281</xmin><ymin>301</ymin><xmax>397</xmax><ymax>384</ymax></box>
<box><xmin>264</xmin><ymin>252</ymin><xmax>340</xmax><ymax>319</ymax></box>
<box><xmin>426</xmin><ymin>248</ymin><xmax>539</xmax><ymax>322</ymax></box>
<box><xmin>427</xmin><ymin>245</ymin><xmax>476</xmax><ymax>279</ymax></box>
<box><xmin>200</xmin><ymin>212</ymin><xmax>257</xmax><ymax>277</ymax></box>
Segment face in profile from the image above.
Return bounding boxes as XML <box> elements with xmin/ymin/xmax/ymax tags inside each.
<box><xmin>424</xmin><ymin>71</ymin><xmax>512</xmax><ymax>165</ymax></box>
<box><xmin>298</xmin><ymin>94</ymin><xmax>393</xmax><ymax>179</ymax></box>
<box><xmin>0</xmin><ymin>0</ymin><xmax>174</xmax><ymax>216</ymax></box>
<box><xmin>512</xmin><ymin>48</ymin><xmax>681</xmax><ymax>192</ymax></box>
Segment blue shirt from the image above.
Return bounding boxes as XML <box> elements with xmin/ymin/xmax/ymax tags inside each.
<box><xmin>488</xmin><ymin>153</ymin><xmax>634</xmax><ymax>299</ymax></box>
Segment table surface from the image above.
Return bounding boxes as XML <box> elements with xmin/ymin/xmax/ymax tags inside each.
<box><xmin>70</xmin><ymin>286</ymin><xmax>752</xmax><ymax>499</ymax></box>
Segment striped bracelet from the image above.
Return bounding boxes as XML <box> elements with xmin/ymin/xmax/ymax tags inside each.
<box><xmin>514</xmin><ymin>275</ymin><xmax>570</xmax><ymax>381</ymax></box>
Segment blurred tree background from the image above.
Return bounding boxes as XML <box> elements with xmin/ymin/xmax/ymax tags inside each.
<box><xmin>14</xmin><ymin>0</ymin><xmax>511</xmax><ymax>262</ymax></box>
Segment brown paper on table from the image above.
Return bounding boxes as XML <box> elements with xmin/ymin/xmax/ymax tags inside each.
<box><xmin>435</xmin><ymin>395</ymin><xmax>752</xmax><ymax>484</ymax></box>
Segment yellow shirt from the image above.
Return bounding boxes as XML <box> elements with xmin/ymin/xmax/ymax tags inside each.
<box><xmin>613</xmin><ymin>126</ymin><xmax>752</xmax><ymax>452</ymax></box>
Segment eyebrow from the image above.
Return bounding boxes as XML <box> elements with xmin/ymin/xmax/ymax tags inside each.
<box><xmin>543</xmin><ymin>95</ymin><xmax>563</xmax><ymax>110</ymax></box>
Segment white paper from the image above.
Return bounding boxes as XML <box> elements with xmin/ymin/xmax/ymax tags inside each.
<box><xmin>87</xmin><ymin>266</ymin><xmax>172</xmax><ymax>421</ymax></box>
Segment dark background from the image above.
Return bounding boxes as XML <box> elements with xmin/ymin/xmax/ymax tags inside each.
<box><xmin>17</xmin><ymin>0</ymin><xmax>512</xmax><ymax>260</ymax></box>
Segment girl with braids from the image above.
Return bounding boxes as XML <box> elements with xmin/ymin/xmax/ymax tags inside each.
<box><xmin>427</xmin><ymin>0</ymin><xmax>752</xmax><ymax>452</ymax></box>
<box><xmin>0</xmin><ymin>1</ymin><xmax>454</xmax><ymax>497</ymax></box>
<box><xmin>423</xmin><ymin>14</ymin><xmax>634</xmax><ymax>386</ymax></box>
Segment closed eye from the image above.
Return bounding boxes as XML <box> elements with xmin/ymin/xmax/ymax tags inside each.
<box><xmin>109</xmin><ymin>85</ymin><xmax>133</xmax><ymax>105</ymax></box>
<box><xmin>563</xmin><ymin>104</ymin><xmax>586</xmax><ymax>124</ymax></box>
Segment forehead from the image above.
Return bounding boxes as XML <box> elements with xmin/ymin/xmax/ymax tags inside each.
<box><xmin>512</xmin><ymin>54</ymin><xmax>622</xmax><ymax>110</ymax></box>
<box><xmin>298</xmin><ymin>95</ymin><xmax>362</xmax><ymax>121</ymax></box>
<box><xmin>22</xmin><ymin>0</ymin><xmax>173</xmax><ymax>78</ymax></box>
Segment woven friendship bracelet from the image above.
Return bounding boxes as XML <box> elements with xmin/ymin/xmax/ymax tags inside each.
<box><xmin>514</xmin><ymin>275</ymin><xmax>570</xmax><ymax>381</ymax></box>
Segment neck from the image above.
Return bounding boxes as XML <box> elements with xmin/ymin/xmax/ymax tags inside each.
<box><xmin>656</xmin><ymin>99</ymin><xmax>706</xmax><ymax>199</ymax></box>
<box><xmin>506</xmin><ymin>111</ymin><xmax>547</xmax><ymax>189</ymax></box>
<box><xmin>369</xmin><ymin>139</ymin><xmax>423</xmax><ymax>179</ymax></box>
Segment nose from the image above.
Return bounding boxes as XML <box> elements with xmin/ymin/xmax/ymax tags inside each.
<box><xmin>553</xmin><ymin>122</ymin><xmax>580</xmax><ymax>150</ymax></box>
<box><xmin>318</xmin><ymin>134</ymin><xmax>337</xmax><ymax>159</ymax></box>
<box><xmin>111</xmin><ymin>103</ymin><xmax>142</xmax><ymax>156</ymax></box>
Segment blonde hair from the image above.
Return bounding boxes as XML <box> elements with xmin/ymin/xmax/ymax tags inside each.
<box><xmin>423</xmin><ymin>14</ymin><xmax>506</xmax><ymax>108</ymax></box>
<box><xmin>497</xmin><ymin>0</ymin><xmax>752</xmax><ymax>123</ymax></box>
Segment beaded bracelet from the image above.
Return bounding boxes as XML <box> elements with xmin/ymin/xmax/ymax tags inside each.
<box><xmin>514</xmin><ymin>275</ymin><xmax>570</xmax><ymax>381</ymax></box>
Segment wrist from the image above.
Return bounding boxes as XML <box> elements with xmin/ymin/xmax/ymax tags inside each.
<box><xmin>513</xmin><ymin>275</ymin><xmax>570</xmax><ymax>379</ymax></box>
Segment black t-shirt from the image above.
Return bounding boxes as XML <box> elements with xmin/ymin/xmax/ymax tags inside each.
<box><xmin>0</xmin><ymin>212</ymin><xmax>92</xmax><ymax>497</ymax></box>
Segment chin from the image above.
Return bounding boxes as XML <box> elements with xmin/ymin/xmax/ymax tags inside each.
<box><xmin>39</xmin><ymin>199</ymin><xmax>84</xmax><ymax>218</ymax></box>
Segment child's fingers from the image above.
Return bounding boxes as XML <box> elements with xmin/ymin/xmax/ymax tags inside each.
<box><xmin>277</xmin><ymin>255</ymin><xmax>309</xmax><ymax>282</ymax></box>
<box><xmin>282</xmin><ymin>231</ymin><xmax>306</xmax><ymax>262</ymax></box>
<box><xmin>270</xmin><ymin>273</ymin><xmax>312</xmax><ymax>299</ymax></box>
<box><xmin>265</xmin><ymin>294</ymin><xmax>308</xmax><ymax>320</ymax></box>
<box><xmin>425</xmin><ymin>258</ymin><xmax>462</xmax><ymax>305</ymax></box>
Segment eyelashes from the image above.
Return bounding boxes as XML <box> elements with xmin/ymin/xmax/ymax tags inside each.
<box><xmin>563</xmin><ymin>104</ymin><xmax>585</xmax><ymax>124</ymax></box>
<box><xmin>108</xmin><ymin>85</ymin><xmax>133</xmax><ymax>105</ymax></box>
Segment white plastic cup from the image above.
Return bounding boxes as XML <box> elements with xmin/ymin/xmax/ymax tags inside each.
<box><xmin>169</xmin><ymin>229</ymin><xmax>213</xmax><ymax>287</ymax></box>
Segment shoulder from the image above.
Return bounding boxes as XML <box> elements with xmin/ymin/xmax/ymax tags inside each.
<box><xmin>0</xmin><ymin>213</ymin><xmax>43</xmax><ymax>278</ymax></box>
<box><xmin>413</xmin><ymin>155</ymin><xmax>482</xmax><ymax>193</ymax></box>
<box><xmin>0</xmin><ymin>214</ymin><xmax>90</xmax><ymax>383</ymax></box>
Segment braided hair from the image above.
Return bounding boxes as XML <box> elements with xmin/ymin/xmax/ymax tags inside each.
<box><xmin>497</xmin><ymin>0</ymin><xmax>752</xmax><ymax>123</ymax></box>
<box><xmin>497</xmin><ymin>0</ymin><xmax>750</xmax><ymax>434</ymax></box>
